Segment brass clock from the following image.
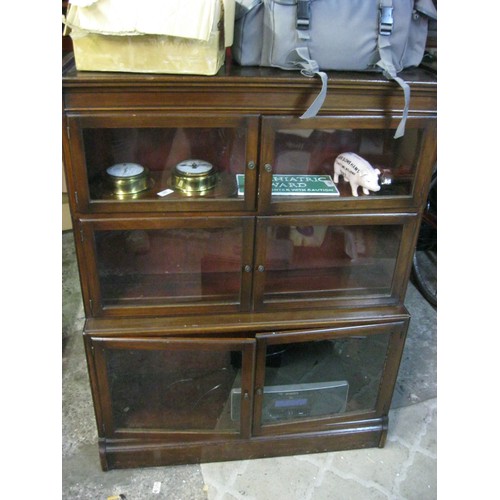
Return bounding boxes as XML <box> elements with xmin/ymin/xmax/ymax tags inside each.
<box><xmin>173</xmin><ymin>159</ymin><xmax>217</xmax><ymax>194</ymax></box>
<box><xmin>106</xmin><ymin>163</ymin><xmax>150</xmax><ymax>196</ymax></box>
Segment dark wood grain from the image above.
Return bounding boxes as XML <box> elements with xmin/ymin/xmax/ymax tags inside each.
<box><xmin>62</xmin><ymin>54</ymin><xmax>436</xmax><ymax>469</ymax></box>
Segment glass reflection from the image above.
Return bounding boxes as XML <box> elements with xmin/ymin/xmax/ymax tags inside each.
<box><xmin>257</xmin><ymin>335</ymin><xmax>390</xmax><ymax>424</ymax></box>
<box><xmin>83</xmin><ymin>127</ymin><xmax>247</xmax><ymax>201</ymax></box>
<box><xmin>270</xmin><ymin>127</ymin><xmax>421</xmax><ymax>199</ymax></box>
<box><xmin>264</xmin><ymin>224</ymin><xmax>401</xmax><ymax>300</ymax></box>
<box><xmin>107</xmin><ymin>348</ymin><xmax>241</xmax><ymax>432</ymax></box>
<box><xmin>95</xmin><ymin>226</ymin><xmax>243</xmax><ymax>307</ymax></box>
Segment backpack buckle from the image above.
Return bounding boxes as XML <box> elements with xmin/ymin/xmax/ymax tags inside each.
<box><xmin>297</xmin><ymin>0</ymin><xmax>310</xmax><ymax>30</ymax></box>
<box><xmin>379</xmin><ymin>5</ymin><xmax>394</xmax><ymax>35</ymax></box>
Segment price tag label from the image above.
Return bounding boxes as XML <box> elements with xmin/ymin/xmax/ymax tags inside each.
<box><xmin>157</xmin><ymin>188</ymin><xmax>174</xmax><ymax>197</ymax></box>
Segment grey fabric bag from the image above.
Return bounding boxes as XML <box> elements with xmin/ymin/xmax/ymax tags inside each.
<box><xmin>233</xmin><ymin>0</ymin><xmax>437</xmax><ymax>137</ymax></box>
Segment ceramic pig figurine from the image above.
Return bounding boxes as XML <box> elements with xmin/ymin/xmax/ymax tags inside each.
<box><xmin>333</xmin><ymin>152</ymin><xmax>381</xmax><ymax>197</ymax></box>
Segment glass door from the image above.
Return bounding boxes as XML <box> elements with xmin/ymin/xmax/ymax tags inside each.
<box><xmin>253</xmin><ymin>214</ymin><xmax>418</xmax><ymax>311</ymax></box>
<box><xmin>251</xmin><ymin>322</ymin><xmax>407</xmax><ymax>436</ymax></box>
<box><xmin>67</xmin><ymin>113</ymin><xmax>259</xmax><ymax>213</ymax></box>
<box><xmin>91</xmin><ymin>337</ymin><xmax>256</xmax><ymax>439</ymax></box>
<box><xmin>80</xmin><ymin>216</ymin><xmax>255</xmax><ymax>317</ymax></box>
<box><xmin>258</xmin><ymin>116</ymin><xmax>436</xmax><ymax>212</ymax></box>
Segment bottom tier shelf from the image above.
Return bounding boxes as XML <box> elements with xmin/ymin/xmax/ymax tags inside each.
<box><xmin>100</xmin><ymin>416</ymin><xmax>388</xmax><ymax>470</ymax></box>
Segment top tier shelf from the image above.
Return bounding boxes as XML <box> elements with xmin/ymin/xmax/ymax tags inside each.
<box><xmin>62</xmin><ymin>54</ymin><xmax>436</xmax><ymax>215</ymax></box>
<box><xmin>62</xmin><ymin>54</ymin><xmax>437</xmax><ymax>116</ymax></box>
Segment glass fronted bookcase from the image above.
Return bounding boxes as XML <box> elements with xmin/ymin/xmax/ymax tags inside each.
<box><xmin>63</xmin><ymin>62</ymin><xmax>436</xmax><ymax>469</ymax></box>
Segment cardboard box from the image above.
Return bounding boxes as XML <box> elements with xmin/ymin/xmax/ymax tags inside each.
<box><xmin>64</xmin><ymin>0</ymin><xmax>234</xmax><ymax>75</ymax></box>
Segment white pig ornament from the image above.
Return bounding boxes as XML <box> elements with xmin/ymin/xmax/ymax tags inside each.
<box><xmin>333</xmin><ymin>152</ymin><xmax>381</xmax><ymax>197</ymax></box>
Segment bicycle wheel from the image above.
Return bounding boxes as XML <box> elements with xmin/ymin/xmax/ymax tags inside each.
<box><xmin>412</xmin><ymin>249</ymin><xmax>437</xmax><ymax>308</ymax></box>
<box><xmin>411</xmin><ymin>172</ymin><xmax>437</xmax><ymax>308</ymax></box>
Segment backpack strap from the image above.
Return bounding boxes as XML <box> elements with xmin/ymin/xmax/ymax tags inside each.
<box><xmin>286</xmin><ymin>0</ymin><xmax>327</xmax><ymax>119</ymax></box>
<box><xmin>285</xmin><ymin>47</ymin><xmax>328</xmax><ymax>119</ymax></box>
<box><xmin>376</xmin><ymin>0</ymin><xmax>410</xmax><ymax>138</ymax></box>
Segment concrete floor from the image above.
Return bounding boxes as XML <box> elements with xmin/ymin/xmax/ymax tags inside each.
<box><xmin>62</xmin><ymin>231</ymin><xmax>437</xmax><ymax>500</ymax></box>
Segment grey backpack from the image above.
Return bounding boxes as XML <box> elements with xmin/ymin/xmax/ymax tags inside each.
<box><xmin>232</xmin><ymin>0</ymin><xmax>437</xmax><ymax>137</ymax></box>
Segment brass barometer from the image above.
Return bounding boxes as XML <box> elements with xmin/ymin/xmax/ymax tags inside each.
<box><xmin>106</xmin><ymin>163</ymin><xmax>150</xmax><ymax>196</ymax></box>
<box><xmin>173</xmin><ymin>159</ymin><xmax>217</xmax><ymax>194</ymax></box>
